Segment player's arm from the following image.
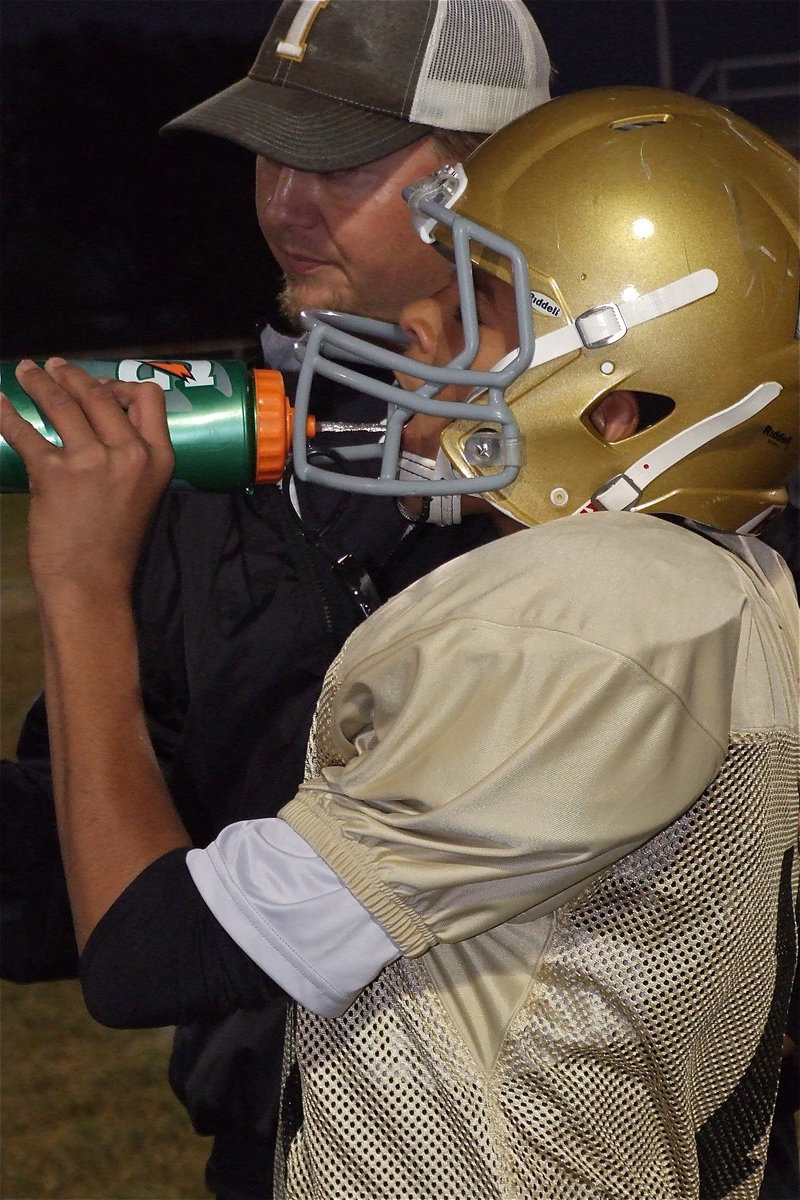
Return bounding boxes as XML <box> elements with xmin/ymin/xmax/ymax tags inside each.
<box><xmin>80</xmin><ymin>827</ymin><xmax>400</xmax><ymax>1028</ymax></box>
<box><xmin>0</xmin><ymin>361</ymin><xmax>399</xmax><ymax>1029</ymax></box>
<box><xmin>0</xmin><ymin>360</ymin><xmax>190</xmax><ymax>949</ymax></box>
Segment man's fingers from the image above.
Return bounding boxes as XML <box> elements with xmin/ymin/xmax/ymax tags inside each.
<box><xmin>12</xmin><ymin>359</ymin><xmax>173</xmax><ymax>464</ymax></box>
<box><xmin>3</xmin><ymin>360</ymin><xmax>175</xmax><ymax>490</ymax></box>
<box><xmin>42</xmin><ymin>361</ymin><xmax>174</xmax><ymax>462</ymax></box>
<box><xmin>12</xmin><ymin>358</ymin><xmax>136</xmax><ymax>451</ymax></box>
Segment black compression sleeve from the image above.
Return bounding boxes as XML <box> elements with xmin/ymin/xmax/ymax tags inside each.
<box><xmin>79</xmin><ymin>848</ymin><xmax>287</xmax><ymax>1029</ymax></box>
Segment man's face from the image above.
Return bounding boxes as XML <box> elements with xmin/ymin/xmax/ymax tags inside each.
<box><xmin>255</xmin><ymin>138</ymin><xmax>455</xmax><ymax>325</ymax></box>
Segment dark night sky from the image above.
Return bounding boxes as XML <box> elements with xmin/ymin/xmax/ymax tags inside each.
<box><xmin>1</xmin><ymin>1</ymin><xmax>797</xmax><ymax>356</ymax></box>
<box><xmin>3</xmin><ymin>1</ymin><xmax>796</xmax><ymax>93</ymax></box>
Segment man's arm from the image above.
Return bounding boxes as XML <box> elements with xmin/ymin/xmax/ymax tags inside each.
<box><xmin>1</xmin><ymin>482</ymin><xmax>192</xmax><ymax>984</ymax></box>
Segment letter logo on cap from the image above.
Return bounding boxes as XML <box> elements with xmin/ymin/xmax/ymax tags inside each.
<box><xmin>276</xmin><ymin>0</ymin><xmax>331</xmax><ymax>61</ymax></box>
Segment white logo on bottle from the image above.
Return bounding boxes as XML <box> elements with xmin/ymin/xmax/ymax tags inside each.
<box><xmin>117</xmin><ymin>360</ymin><xmax>216</xmax><ymax>393</ymax></box>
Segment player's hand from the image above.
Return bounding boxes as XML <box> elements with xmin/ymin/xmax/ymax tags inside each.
<box><xmin>0</xmin><ymin>358</ymin><xmax>175</xmax><ymax>598</ymax></box>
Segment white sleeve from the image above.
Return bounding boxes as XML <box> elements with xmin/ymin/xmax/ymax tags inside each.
<box><xmin>186</xmin><ymin>818</ymin><xmax>401</xmax><ymax>1017</ymax></box>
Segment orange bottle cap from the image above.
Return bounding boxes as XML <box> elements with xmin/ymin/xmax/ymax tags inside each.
<box><xmin>253</xmin><ymin>369</ymin><xmax>315</xmax><ymax>483</ymax></box>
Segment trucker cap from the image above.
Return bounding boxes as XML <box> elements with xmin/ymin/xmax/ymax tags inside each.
<box><xmin>162</xmin><ymin>0</ymin><xmax>551</xmax><ymax>171</ymax></box>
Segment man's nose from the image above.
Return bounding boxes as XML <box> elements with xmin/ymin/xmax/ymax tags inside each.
<box><xmin>257</xmin><ymin>162</ymin><xmax>320</xmax><ymax>231</ymax></box>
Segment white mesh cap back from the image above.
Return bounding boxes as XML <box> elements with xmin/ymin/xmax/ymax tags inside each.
<box><xmin>410</xmin><ymin>0</ymin><xmax>551</xmax><ymax>133</ymax></box>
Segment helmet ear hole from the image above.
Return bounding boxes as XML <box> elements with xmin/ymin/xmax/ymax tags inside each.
<box><xmin>586</xmin><ymin>391</ymin><xmax>674</xmax><ymax>442</ymax></box>
<box><xmin>636</xmin><ymin>392</ymin><xmax>675</xmax><ymax>431</ymax></box>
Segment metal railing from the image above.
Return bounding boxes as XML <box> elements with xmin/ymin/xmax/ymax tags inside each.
<box><xmin>686</xmin><ymin>52</ymin><xmax>800</xmax><ymax>105</ymax></box>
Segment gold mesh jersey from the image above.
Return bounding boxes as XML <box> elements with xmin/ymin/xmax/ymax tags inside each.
<box><xmin>277</xmin><ymin>513</ymin><xmax>799</xmax><ymax>1200</ymax></box>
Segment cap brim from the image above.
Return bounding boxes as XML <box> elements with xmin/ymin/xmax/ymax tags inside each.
<box><xmin>161</xmin><ymin>77</ymin><xmax>433</xmax><ymax>172</ymax></box>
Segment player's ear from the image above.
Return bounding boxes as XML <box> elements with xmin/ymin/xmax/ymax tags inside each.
<box><xmin>590</xmin><ymin>390</ymin><xmax>640</xmax><ymax>442</ymax></box>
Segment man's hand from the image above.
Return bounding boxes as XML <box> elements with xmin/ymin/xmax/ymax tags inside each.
<box><xmin>0</xmin><ymin>359</ymin><xmax>174</xmax><ymax>599</ymax></box>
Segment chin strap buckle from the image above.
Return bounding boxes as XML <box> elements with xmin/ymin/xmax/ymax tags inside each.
<box><xmin>590</xmin><ymin>473</ymin><xmax>641</xmax><ymax>511</ymax></box>
<box><xmin>575</xmin><ymin>303</ymin><xmax>627</xmax><ymax>350</ymax></box>
<box><xmin>396</xmin><ymin>452</ymin><xmax>463</xmax><ymax>525</ymax></box>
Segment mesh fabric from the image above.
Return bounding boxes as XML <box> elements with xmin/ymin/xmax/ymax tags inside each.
<box><xmin>410</xmin><ymin>0</ymin><xmax>551</xmax><ymax>131</ymax></box>
<box><xmin>275</xmin><ymin>722</ymin><xmax>798</xmax><ymax>1198</ymax></box>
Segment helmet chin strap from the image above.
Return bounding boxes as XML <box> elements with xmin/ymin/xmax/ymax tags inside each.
<box><xmin>530</xmin><ymin>269</ymin><xmax>719</xmax><ymax>364</ymax></box>
<box><xmin>395</xmin><ymin>341</ymin><xmax>527</xmax><ymax>525</ymax></box>
<box><xmin>577</xmin><ymin>381</ymin><xmax>783</xmax><ymax>516</ymax></box>
<box><xmin>397</xmin><ymin>451</ymin><xmax>463</xmax><ymax>525</ymax></box>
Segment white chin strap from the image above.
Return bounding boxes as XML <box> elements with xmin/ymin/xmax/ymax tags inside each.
<box><xmin>461</xmin><ymin>270</ymin><xmax>721</xmax><ymax>390</ymax></box>
<box><xmin>576</xmin><ymin>381</ymin><xmax>783</xmax><ymax>516</ymax></box>
<box><xmin>530</xmin><ymin>269</ymin><xmax>719</xmax><ymax>366</ymax></box>
<box><xmin>397</xmin><ymin>451</ymin><xmax>463</xmax><ymax>525</ymax></box>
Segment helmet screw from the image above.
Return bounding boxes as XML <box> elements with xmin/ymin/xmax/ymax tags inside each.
<box><xmin>601</xmin><ymin>361</ymin><xmax>615</xmax><ymax>375</ymax></box>
<box><xmin>464</xmin><ymin>431</ymin><xmax>504</xmax><ymax>467</ymax></box>
<box><xmin>550</xmin><ymin>487</ymin><xmax>569</xmax><ymax>507</ymax></box>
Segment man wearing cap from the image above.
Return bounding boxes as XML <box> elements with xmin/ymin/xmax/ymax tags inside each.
<box><xmin>0</xmin><ymin>3</ymin><xmax>551</xmax><ymax>1198</ymax></box>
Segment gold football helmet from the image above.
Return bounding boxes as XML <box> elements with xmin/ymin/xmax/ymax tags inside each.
<box><xmin>292</xmin><ymin>87</ymin><xmax>798</xmax><ymax>533</ymax></box>
<box><xmin>438</xmin><ymin>86</ymin><xmax>799</xmax><ymax>531</ymax></box>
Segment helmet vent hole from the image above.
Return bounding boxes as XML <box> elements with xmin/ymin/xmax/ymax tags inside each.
<box><xmin>611</xmin><ymin>113</ymin><xmax>674</xmax><ymax>131</ymax></box>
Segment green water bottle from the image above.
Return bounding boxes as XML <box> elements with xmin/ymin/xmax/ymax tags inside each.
<box><xmin>0</xmin><ymin>357</ymin><xmax>313</xmax><ymax>492</ymax></box>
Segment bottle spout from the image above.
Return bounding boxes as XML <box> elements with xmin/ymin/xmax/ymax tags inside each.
<box><xmin>252</xmin><ymin>369</ymin><xmax>385</xmax><ymax>483</ymax></box>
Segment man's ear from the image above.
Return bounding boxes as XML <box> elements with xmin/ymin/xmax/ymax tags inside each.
<box><xmin>590</xmin><ymin>390</ymin><xmax>640</xmax><ymax>442</ymax></box>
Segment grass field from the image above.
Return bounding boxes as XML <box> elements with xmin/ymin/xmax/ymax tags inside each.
<box><xmin>1</xmin><ymin>495</ymin><xmax>211</xmax><ymax>1200</ymax></box>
